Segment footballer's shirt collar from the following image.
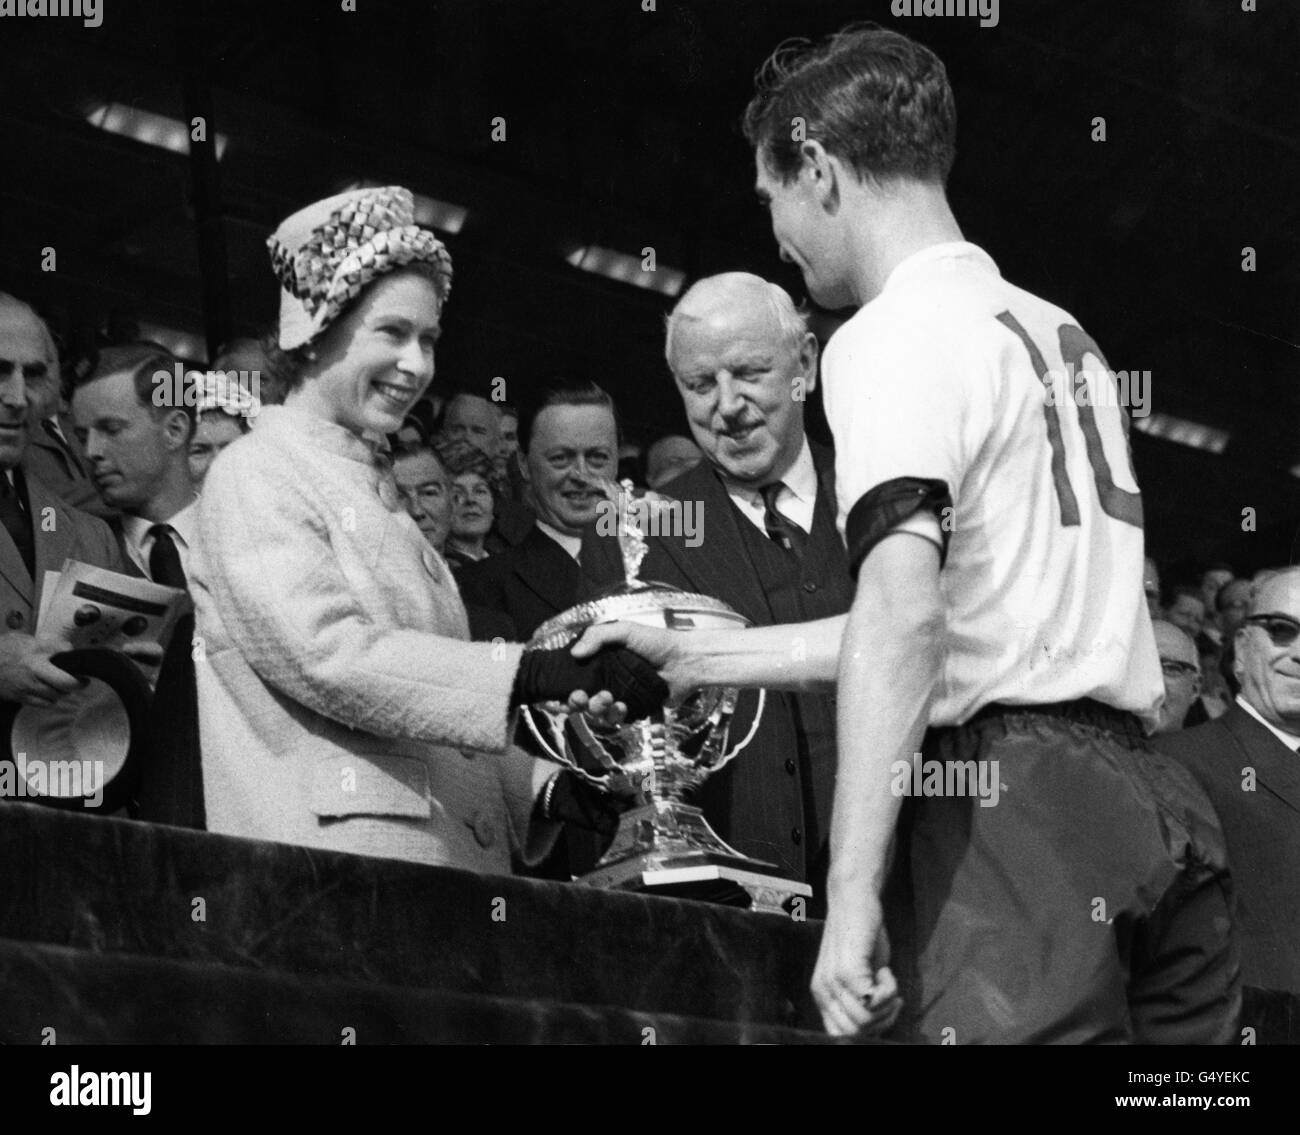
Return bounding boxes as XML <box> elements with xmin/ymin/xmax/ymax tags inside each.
<box><xmin>882</xmin><ymin>241</ymin><xmax>1001</xmax><ymax>295</ymax></box>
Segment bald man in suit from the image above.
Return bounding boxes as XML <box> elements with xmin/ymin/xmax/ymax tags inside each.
<box><xmin>0</xmin><ymin>297</ymin><xmax>124</xmax><ymax>710</ymax></box>
<box><xmin>1155</xmin><ymin>566</ymin><xmax>1300</xmax><ymax>1042</ymax></box>
<box><xmin>0</xmin><ymin>292</ymin><xmax>112</xmax><ymax>523</ymax></box>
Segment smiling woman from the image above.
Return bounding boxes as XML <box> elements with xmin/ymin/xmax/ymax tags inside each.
<box><xmin>187</xmin><ymin>185</ymin><xmax>668</xmax><ymax>872</ymax></box>
<box><xmin>444</xmin><ymin>454</ymin><xmax>496</xmax><ymax>570</ymax></box>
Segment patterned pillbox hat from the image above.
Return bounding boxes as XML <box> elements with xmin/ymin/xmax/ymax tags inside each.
<box><xmin>267</xmin><ymin>185</ymin><xmax>453</xmax><ymax>350</ymax></box>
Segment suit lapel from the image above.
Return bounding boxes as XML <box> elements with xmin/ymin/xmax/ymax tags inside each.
<box><xmin>810</xmin><ymin>442</ymin><xmax>839</xmax><ymax>524</ymax></box>
<box><xmin>1222</xmin><ymin>705</ymin><xmax>1300</xmax><ymax>819</ymax></box>
<box><xmin>808</xmin><ymin>443</ymin><xmax>847</xmax><ymax>555</ymax></box>
<box><xmin>513</xmin><ymin>527</ymin><xmax>580</xmax><ymax>616</ymax></box>
<box><xmin>654</xmin><ymin>464</ymin><xmax>772</xmax><ymax>625</ymax></box>
<box><xmin>57</xmin><ymin>412</ymin><xmax>90</xmax><ymax>477</ymax></box>
<box><xmin>107</xmin><ymin>516</ymin><xmax>146</xmax><ymax>580</ymax></box>
<box><xmin>28</xmin><ymin>432</ymin><xmax>68</xmax><ymax>479</ymax></box>
<box><xmin>25</xmin><ymin>474</ymin><xmax>79</xmax><ymax>610</ymax></box>
<box><xmin>0</xmin><ymin>508</ymin><xmax>33</xmax><ymax>611</ymax></box>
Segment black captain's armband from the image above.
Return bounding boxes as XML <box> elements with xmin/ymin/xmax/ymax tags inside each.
<box><xmin>844</xmin><ymin>477</ymin><xmax>952</xmax><ymax>580</ymax></box>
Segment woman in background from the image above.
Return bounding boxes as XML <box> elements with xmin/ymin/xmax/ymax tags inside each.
<box><xmin>188</xmin><ymin>371</ymin><xmax>257</xmax><ymax>488</ymax></box>
<box><xmin>438</xmin><ymin>442</ymin><xmax>496</xmax><ymax>571</ymax></box>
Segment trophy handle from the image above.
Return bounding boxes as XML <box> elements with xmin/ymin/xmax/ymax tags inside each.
<box><xmin>518</xmin><ymin>703</ymin><xmax>627</xmax><ymax>789</ymax></box>
<box><xmin>708</xmin><ymin>687</ymin><xmax>766</xmax><ymax>772</ymax></box>
<box><xmin>519</xmin><ymin>703</ymin><xmax>573</xmax><ymax>766</ymax></box>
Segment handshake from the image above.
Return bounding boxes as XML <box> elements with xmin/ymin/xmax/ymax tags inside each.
<box><xmin>510</xmin><ymin>641</ymin><xmax>669</xmax><ymax>722</ymax></box>
<box><xmin>510</xmin><ymin>641</ymin><xmax>668</xmax><ymax>841</ymax></box>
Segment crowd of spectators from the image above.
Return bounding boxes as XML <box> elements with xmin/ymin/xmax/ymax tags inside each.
<box><xmin>1</xmin><ymin>246</ymin><xmax>1296</xmax><ymax>1039</ymax></box>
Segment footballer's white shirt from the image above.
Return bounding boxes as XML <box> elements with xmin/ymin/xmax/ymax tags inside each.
<box><xmin>823</xmin><ymin>241</ymin><xmax>1162</xmax><ymax>727</ymax></box>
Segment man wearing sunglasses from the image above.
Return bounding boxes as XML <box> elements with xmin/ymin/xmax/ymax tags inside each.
<box><xmin>1155</xmin><ymin>567</ymin><xmax>1300</xmax><ymax>1035</ymax></box>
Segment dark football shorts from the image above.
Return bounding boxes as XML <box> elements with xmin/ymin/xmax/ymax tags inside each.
<box><xmin>881</xmin><ymin>699</ymin><xmax>1241</xmax><ymax>1044</ymax></box>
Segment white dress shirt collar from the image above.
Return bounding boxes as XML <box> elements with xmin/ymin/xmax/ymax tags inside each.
<box><xmin>122</xmin><ymin>495</ymin><xmax>201</xmax><ymax>583</ymax></box>
<box><xmin>721</xmin><ymin>436</ymin><xmax>818</xmax><ymax>536</ymax></box>
<box><xmin>1236</xmin><ymin>694</ymin><xmax>1300</xmax><ymax>752</ymax></box>
<box><xmin>535</xmin><ymin>520</ymin><xmax>582</xmax><ymax>562</ymax></box>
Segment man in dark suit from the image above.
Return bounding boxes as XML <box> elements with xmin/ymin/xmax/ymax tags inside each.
<box><xmin>457</xmin><ymin>382</ymin><xmax>621</xmax><ymax>880</ymax></box>
<box><xmin>581</xmin><ymin>273</ymin><xmax>853</xmax><ymax>899</ymax></box>
<box><xmin>1155</xmin><ymin>566</ymin><xmax>1300</xmax><ymax>1041</ymax></box>
<box><xmin>71</xmin><ymin>344</ymin><xmax>204</xmax><ymax>827</ymax></box>
<box><xmin>70</xmin><ymin>344</ymin><xmax>200</xmax><ymax>587</ymax></box>
<box><xmin>459</xmin><ymin>381</ymin><xmax>619</xmax><ymax>642</ymax></box>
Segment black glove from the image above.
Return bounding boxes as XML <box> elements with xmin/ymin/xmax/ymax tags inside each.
<box><xmin>540</xmin><ymin>769</ymin><xmax>629</xmax><ymax>848</ymax></box>
<box><xmin>511</xmin><ymin>646</ymin><xmax>668</xmax><ymax>721</ymax></box>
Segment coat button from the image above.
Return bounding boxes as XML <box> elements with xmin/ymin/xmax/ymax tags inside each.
<box><xmin>784</xmin><ymin>758</ymin><xmax>797</xmax><ymax>776</ymax></box>
<box><xmin>5</xmin><ymin>610</ymin><xmax>24</xmax><ymax>629</ymax></box>
<box><xmin>791</xmin><ymin>827</ymin><xmax>802</xmax><ymax>845</ymax></box>
<box><xmin>471</xmin><ymin>812</ymin><xmax>496</xmax><ymax>849</ymax></box>
<box><xmin>802</xmin><ymin>581</ymin><xmax>818</xmax><ymax>594</ymax></box>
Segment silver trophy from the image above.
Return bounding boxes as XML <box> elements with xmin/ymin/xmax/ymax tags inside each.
<box><xmin>521</xmin><ymin>482</ymin><xmax>812</xmax><ymax>914</ymax></box>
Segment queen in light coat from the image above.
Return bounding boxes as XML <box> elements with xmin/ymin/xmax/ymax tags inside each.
<box><xmin>189</xmin><ymin>186</ymin><xmax>555</xmax><ymax>871</ymax></box>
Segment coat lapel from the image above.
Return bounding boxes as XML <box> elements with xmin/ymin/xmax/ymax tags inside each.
<box><xmin>1222</xmin><ymin>704</ymin><xmax>1300</xmax><ymax>819</ymax></box>
<box><xmin>513</xmin><ymin>526</ymin><xmax>580</xmax><ymax>617</ymax></box>
<box><xmin>23</xmin><ymin>474</ymin><xmax>79</xmax><ymax>613</ymax></box>
<box><xmin>653</xmin><ymin>463</ymin><xmax>772</xmax><ymax>625</ymax></box>
<box><xmin>810</xmin><ymin>441</ymin><xmax>839</xmax><ymax>524</ymax></box>
<box><xmin>105</xmin><ymin>516</ymin><xmax>146</xmax><ymax>580</ymax></box>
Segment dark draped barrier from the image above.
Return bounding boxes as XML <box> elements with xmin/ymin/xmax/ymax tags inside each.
<box><xmin>0</xmin><ymin>803</ymin><xmax>843</xmax><ymax>1044</ymax></box>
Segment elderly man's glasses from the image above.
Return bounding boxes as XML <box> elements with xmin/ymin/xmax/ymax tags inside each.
<box><xmin>1244</xmin><ymin>614</ymin><xmax>1300</xmax><ymax>648</ymax></box>
<box><xmin>1159</xmin><ymin>658</ymin><xmax>1199</xmax><ymax>679</ymax></box>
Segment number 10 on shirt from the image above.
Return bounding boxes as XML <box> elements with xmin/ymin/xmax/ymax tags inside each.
<box><xmin>997</xmin><ymin>312</ymin><xmax>1144</xmax><ymax>531</ymax></box>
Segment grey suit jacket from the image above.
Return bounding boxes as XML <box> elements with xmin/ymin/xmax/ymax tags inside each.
<box><xmin>0</xmin><ymin>470</ymin><xmax>124</xmax><ymax>636</ymax></box>
<box><xmin>1155</xmin><ymin>704</ymin><xmax>1300</xmax><ymax>995</ymax></box>
<box><xmin>21</xmin><ymin>416</ymin><xmax>115</xmax><ymax>521</ymax></box>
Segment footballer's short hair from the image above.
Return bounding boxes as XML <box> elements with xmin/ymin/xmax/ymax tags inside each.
<box><xmin>742</xmin><ymin>23</ymin><xmax>956</xmax><ymax>188</ymax></box>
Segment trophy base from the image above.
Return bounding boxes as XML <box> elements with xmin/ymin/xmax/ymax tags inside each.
<box><xmin>580</xmin><ymin>803</ymin><xmax>813</xmax><ymax>915</ymax></box>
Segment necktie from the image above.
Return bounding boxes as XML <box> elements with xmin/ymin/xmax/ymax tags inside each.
<box><xmin>759</xmin><ymin>482</ymin><xmax>807</xmax><ymax>556</ymax></box>
<box><xmin>0</xmin><ymin>473</ymin><xmax>35</xmax><ymax>578</ymax></box>
<box><xmin>42</xmin><ymin>419</ymin><xmax>85</xmax><ymax>477</ymax></box>
<box><xmin>148</xmin><ymin>524</ymin><xmax>187</xmax><ymax>589</ymax></box>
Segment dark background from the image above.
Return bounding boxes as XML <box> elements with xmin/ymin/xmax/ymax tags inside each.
<box><xmin>1</xmin><ymin>0</ymin><xmax>1296</xmax><ymax>578</ymax></box>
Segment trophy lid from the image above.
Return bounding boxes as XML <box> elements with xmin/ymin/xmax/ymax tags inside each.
<box><xmin>527</xmin><ymin>580</ymin><xmax>751</xmax><ymax>652</ymax></box>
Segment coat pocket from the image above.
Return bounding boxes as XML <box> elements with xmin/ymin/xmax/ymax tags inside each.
<box><xmin>308</xmin><ymin>752</ymin><xmax>432</xmax><ymax>820</ymax></box>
